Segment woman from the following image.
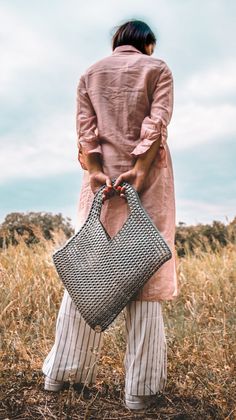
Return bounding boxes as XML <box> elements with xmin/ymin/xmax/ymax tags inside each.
<box><xmin>42</xmin><ymin>19</ymin><xmax>178</xmax><ymax>411</ymax></box>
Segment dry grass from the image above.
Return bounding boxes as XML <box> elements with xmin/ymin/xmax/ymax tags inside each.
<box><xmin>0</xmin><ymin>230</ymin><xmax>235</xmax><ymax>419</ymax></box>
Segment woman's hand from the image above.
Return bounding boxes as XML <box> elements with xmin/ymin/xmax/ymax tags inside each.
<box><xmin>113</xmin><ymin>167</ymin><xmax>147</xmax><ymax>198</ymax></box>
<box><xmin>113</xmin><ymin>139</ymin><xmax>162</xmax><ymax>198</ymax></box>
<box><xmin>89</xmin><ymin>170</ymin><xmax>114</xmax><ymax>202</ymax></box>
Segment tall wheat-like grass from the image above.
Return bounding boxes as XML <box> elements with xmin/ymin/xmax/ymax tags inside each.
<box><xmin>163</xmin><ymin>241</ymin><xmax>236</xmax><ymax>411</ymax></box>
<box><xmin>0</xmin><ymin>230</ymin><xmax>235</xmax><ymax>418</ymax></box>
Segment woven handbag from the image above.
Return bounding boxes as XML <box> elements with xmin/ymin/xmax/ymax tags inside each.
<box><xmin>52</xmin><ymin>178</ymin><xmax>172</xmax><ymax>332</ymax></box>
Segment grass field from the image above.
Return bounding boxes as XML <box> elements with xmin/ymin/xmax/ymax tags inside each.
<box><xmin>0</xmin><ymin>229</ymin><xmax>235</xmax><ymax>419</ymax></box>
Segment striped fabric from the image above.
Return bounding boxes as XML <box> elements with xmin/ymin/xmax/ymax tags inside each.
<box><xmin>42</xmin><ymin>288</ymin><xmax>167</xmax><ymax>396</ymax></box>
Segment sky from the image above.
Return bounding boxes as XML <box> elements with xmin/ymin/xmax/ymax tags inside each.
<box><xmin>0</xmin><ymin>0</ymin><xmax>236</xmax><ymax>229</ymax></box>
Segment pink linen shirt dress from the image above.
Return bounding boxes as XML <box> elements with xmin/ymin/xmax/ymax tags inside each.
<box><xmin>76</xmin><ymin>44</ymin><xmax>178</xmax><ymax>302</ymax></box>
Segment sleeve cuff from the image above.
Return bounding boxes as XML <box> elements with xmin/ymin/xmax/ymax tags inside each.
<box><xmin>77</xmin><ymin>140</ymin><xmax>102</xmax><ymax>170</ymax></box>
<box><xmin>130</xmin><ymin>118</ymin><xmax>168</xmax><ymax>168</ymax></box>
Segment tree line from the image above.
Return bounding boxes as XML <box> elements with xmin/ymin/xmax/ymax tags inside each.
<box><xmin>0</xmin><ymin>212</ymin><xmax>235</xmax><ymax>257</ymax></box>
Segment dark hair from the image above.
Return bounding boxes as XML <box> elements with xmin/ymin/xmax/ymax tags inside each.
<box><xmin>112</xmin><ymin>19</ymin><xmax>156</xmax><ymax>54</ymax></box>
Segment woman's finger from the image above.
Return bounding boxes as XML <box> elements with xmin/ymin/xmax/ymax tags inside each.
<box><xmin>105</xmin><ymin>177</ymin><xmax>112</xmax><ymax>187</ymax></box>
<box><xmin>102</xmin><ymin>186</ymin><xmax>114</xmax><ymax>202</ymax></box>
<box><xmin>102</xmin><ymin>191</ymin><xmax>108</xmax><ymax>202</ymax></box>
<box><xmin>106</xmin><ymin>185</ymin><xmax>113</xmax><ymax>193</ymax></box>
<box><xmin>113</xmin><ymin>175</ymin><xmax>123</xmax><ymax>188</ymax></box>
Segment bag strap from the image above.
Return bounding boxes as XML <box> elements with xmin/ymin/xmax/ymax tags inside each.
<box><xmin>88</xmin><ymin>177</ymin><xmax>143</xmax><ymax>221</ymax></box>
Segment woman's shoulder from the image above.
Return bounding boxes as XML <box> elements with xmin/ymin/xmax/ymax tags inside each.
<box><xmin>146</xmin><ymin>56</ymin><xmax>173</xmax><ymax>75</ymax></box>
<box><xmin>81</xmin><ymin>54</ymin><xmax>172</xmax><ymax>81</ymax></box>
<box><xmin>83</xmin><ymin>54</ymin><xmax>113</xmax><ymax>76</ymax></box>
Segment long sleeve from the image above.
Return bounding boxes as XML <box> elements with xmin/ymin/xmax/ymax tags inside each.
<box><xmin>130</xmin><ymin>63</ymin><xmax>174</xmax><ymax>168</ymax></box>
<box><xmin>76</xmin><ymin>74</ymin><xmax>102</xmax><ymax>170</ymax></box>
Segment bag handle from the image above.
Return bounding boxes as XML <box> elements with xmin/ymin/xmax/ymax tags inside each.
<box><xmin>88</xmin><ymin>177</ymin><xmax>142</xmax><ymax>221</ymax></box>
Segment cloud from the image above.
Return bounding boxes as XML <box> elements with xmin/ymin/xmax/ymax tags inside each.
<box><xmin>176</xmin><ymin>198</ymin><xmax>235</xmax><ymax>226</ymax></box>
<box><xmin>0</xmin><ymin>112</ymin><xmax>80</xmax><ymax>184</ymax></box>
<box><xmin>0</xmin><ymin>5</ymin><xmax>60</xmax><ymax>100</ymax></box>
<box><xmin>169</xmin><ymin>102</ymin><xmax>236</xmax><ymax>150</ymax></box>
<box><xmin>180</xmin><ymin>59</ymin><xmax>236</xmax><ymax>101</ymax></box>
<box><xmin>168</xmin><ymin>59</ymin><xmax>236</xmax><ymax>150</ymax></box>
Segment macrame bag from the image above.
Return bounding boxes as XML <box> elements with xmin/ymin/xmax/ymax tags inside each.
<box><xmin>52</xmin><ymin>178</ymin><xmax>172</xmax><ymax>332</ymax></box>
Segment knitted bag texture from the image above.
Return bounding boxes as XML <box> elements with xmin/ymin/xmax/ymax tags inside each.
<box><xmin>52</xmin><ymin>178</ymin><xmax>172</xmax><ymax>332</ymax></box>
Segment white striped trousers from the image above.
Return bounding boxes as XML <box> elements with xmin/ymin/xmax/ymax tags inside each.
<box><xmin>42</xmin><ymin>288</ymin><xmax>167</xmax><ymax>396</ymax></box>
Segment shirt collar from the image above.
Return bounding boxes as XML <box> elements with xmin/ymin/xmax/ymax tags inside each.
<box><xmin>112</xmin><ymin>45</ymin><xmax>143</xmax><ymax>55</ymax></box>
